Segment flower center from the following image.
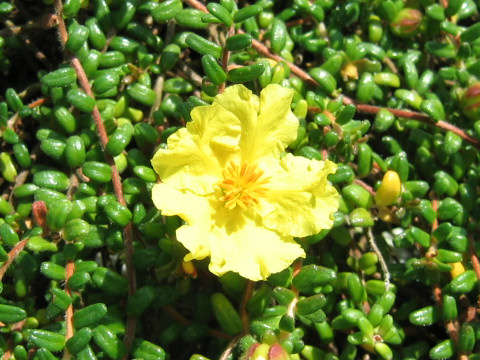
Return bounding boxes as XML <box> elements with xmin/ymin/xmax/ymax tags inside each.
<box><xmin>218</xmin><ymin>161</ymin><xmax>269</xmax><ymax>210</ymax></box>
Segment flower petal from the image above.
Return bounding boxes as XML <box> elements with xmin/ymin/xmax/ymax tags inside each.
<box><xmin>151</xmin><ymin>104</ymin><xmax>241</xmax><ymax>195</ymax></box>
<box><xmin>212</xmin><ymin>84</ymin><xmax>260</xmax><ymax>130</ymax></box>
<box><xmin>240</xmin><ymin>84</ymin><xmax>298</xmax><ymax>162</ymax></box>
<box><xmin>205</xmin><ymin>205</ymin><xmax>305</xmax><ymax>281</ymax></box>
<box><xmin>152</xmin><ymin>183</ymin><xmax>211</xmax><ymax>259</ymax></box>
<box><xmin>259</xmin><ymin>154</ymin><xmax>339</xmax><ymax>237</ymax></box>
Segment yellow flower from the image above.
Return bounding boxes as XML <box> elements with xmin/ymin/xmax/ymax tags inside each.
<box><xmin>151</xmin><ymin>84</ymin><xmax>339</xmax><ymax>281</ymax></box>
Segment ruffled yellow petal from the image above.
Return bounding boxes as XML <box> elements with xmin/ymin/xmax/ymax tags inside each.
<box><xmin>151</xmin><ymin>104</ymin><xmax>241</xmax><ymax>195</ymax></box>
<box><xmin>240</xmin><ymin>84</ymin><xmax>298</xmax><ymax>162</ymax></box>
<box><xmin>259</xmin><ymin>154</ymin><xmax>339</xmax><ymax>238</ymax></box>
<box><xmin>151</xmin><ymin>84</ymin><xmax>339</xmax><ymax>282</ymax></box>
<box><xmin>151</xmin><ymin>183</ymin><xmax>211</xmax><ymax>259</ymax></box>
<box><xmin>212</xmin><ymin>84</ymin><xmax>260</xmax><ymax>130</ymax></box>
<box><xmin>207</xmin><ymin>205</ymin><xmax>305</xmax><ymax>281</ymax></box>
<box><xmin>212</xmin><ymin>84</ymin><xmax>298</xmax><ymax>162</ymax></box>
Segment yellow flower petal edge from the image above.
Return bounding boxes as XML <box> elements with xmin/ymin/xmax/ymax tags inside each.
<box><xmin>151</xmin><ymin>84</ymin><xmax>340</xmax><ymax>281</ymax></box>
<box><xmin>259</xmin><ymin>154</ymin><xmax>340</xmax><ymax>238</ymax></box>
<box><xmin>151</xmin><ymin>104</ymin><xmax>241</xmax><ymax>195</ymax></box>
<box><xmin>207</xmin><ymin>211</ymin><xmax>306</xmax><ymax>281</ymax></box>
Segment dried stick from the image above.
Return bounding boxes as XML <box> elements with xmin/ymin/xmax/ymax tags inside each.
<box><xmin>62</xmin><ymin>261</ymin><xmax>75</xmax><ymax>360</ymax></box>
<box><xmin>354</xmin><ymin>178</ymin><xmax>376</xmax><ymax>196</ymax></box>
<box><xmin>367</xmin><ymin>228</ymin><xmax>390</xmax><ymax>291</ymax></box>
<box><xmin>240</xmin><ymin>280</ymin><xmax>254</xmax><ymax>334</ymax></box>
<box><xmin>63</xmin><ymin>175</ymin><xmax>80</xmax><ymax>360</ymax></box>
<box><xmin>219</xmin><ymin>25</ymin><xmax>235</xmax><ymax>93</ymax></box>
<box><xmin>0</xmin><ymin>238</ymin><xmax>29</xmax><ymax>281</ymax></box>
<box><xmin>219</xmin><ymin>336</ymin><xmax>241</xmax><ymax>360</ymax></box>
<box><xmin>53</xmin><ymin>0</ymin><xmax>137</xmax><ymax>354</ymax></box>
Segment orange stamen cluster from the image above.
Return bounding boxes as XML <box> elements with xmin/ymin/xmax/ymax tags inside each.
<box><xmin>219</xmin><ymin>161</ymin><xmax>269</xmax><ymax>210</ymax></box>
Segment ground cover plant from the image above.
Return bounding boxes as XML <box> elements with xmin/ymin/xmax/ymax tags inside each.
<box><xmin>1</xmin><ymin>0</ymin><xmax>480</xmax><ymax>359</ymax></box>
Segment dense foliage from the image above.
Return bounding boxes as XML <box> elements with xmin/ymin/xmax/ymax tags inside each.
<box><xmin>1</xmin><ymin>0</ymin><xmax>480</xmax><ymax>359</ymax></box>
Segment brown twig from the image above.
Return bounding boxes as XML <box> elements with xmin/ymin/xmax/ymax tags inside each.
<box><xmin>354</xmin><ymin>178</ymin><xmax>376</xmax><ymax>196</ymax></box>
<box><xmin>0</xmin><ymin>13</ymin><xmax>57</xmax><ymax>38</ymax></box>
<box><xmin>239</xmin><ymin>280</ymin><xmax>254</xmax><ymax>334</ymax></box>
<box><xmin>63</xmin><ymin>175</ymin><xmax>79</xmax><ymax>360</ymax></box>
<box><xmin>0</xmin><ymin>238</ymin><xmax>29</xmax><ymax>281</ymax></box>
<box><xmin>184</xmin><ymin>0</ymin><xmax>207</xmax><ymax>12</ymax></box>
<box><xmin>219</xmin><ymin>25</ymin><xmax>235</xmax><ymax>93</ymax></box>
<box><xmin>62</xmin><ymin>261</ymin><xmax>75</xmax><ymax>360</ymax></box>
<box><xmin>4</xmin><ymin>20</ymin><xmax>51</xmax><ymax>70</ymax></box>
<box><xmin>177</xmin><ymin>60</ymin><xmax>203</xmax><ymax>87</ymax></box>
<box><xmin>383</xmin><ymin>57</ymin><xmax>398</xmax><ymax>74</ymax></box>
<box><xmin>9</xmin><ymin>170</ymin><xmax>29</xmax><ymax>202</ymax></box>
<box><xmin>53</xmin><ymin>0</ymin><xmax>137</xmax><ymax>354</ymax></box>
<box><xmin>367</xmin><ymin>228</ymin><xmax>390</xmax><ymax>291</ymax></box>
<box><xmin>219</xmin><ymin>336</ymin><xmax>241</xmax><ymax>360</ymax></box>
<box><xmin>355</xmin><ymin>104</ymin><xmax>480</xmax><ymax>149</ymax></box>
<box><xmin>28</xmin><ymin>97</ymin><xmax>48</xmax><ymax>108</ymax></box>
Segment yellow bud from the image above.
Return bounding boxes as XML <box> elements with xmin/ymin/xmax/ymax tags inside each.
<box><xmin>341</xmin><ymin>62</ymin><xmax>359</xmax><ymax>80</ymax></box>
<box><xmin>182</xmin><ymin>261</ymin><xmax>197</xmax><ymax>278</ymax></box>
<box><xmin>449</xmin><ymin>261</ymin><xmax>465</xmax><ymax>279</ymax></box>
<box><xmin>375</xmin><ymin>171</ymin><xmax>401</xmax><ymax>207</ymax></box>
<box><xmin>252</xmin><ymin>344</ymin><xmax>271</xmax><ymax>360</ymax></box>
<box><xmin>378</xmin><ymin>207</ymin><xmax>394</xmax><ymax>223</ymax></box>
<box><xmin>361</xmin><ymin>343</ymin><xmax>375</xmax><ymax>354</ymax></box>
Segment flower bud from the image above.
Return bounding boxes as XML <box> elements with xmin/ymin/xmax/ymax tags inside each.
<box><xmin>242</xmin><ymin>343</ymin><xmax>289</xmax><ymax>360</ymax></box>
<box><xmin>341</xmin><ymin>62</ymin><xmax>359</xmax><ymax>80</ymax></box>
<box><xmin>375</xmin><ymin>171</ymin><xmax>401</xmax><ymax>207</ymax></box>
<box><xmin>449</xmin><ymin>261</ymin><xmax>465</xmax><ymax>279</ymax></box>
<box><xmin>268</xmin><ymin>343</ymin><xmax>289</xmax><ymax>360</ymax></box>
<box><xmin>378</xmin><ymin>207</ymin><xmax>394</xmax><ymax>223</ymax></box>
<box><xmin>241</xmin><ymin>343</ymin><xmax>261</xmax><ymax>360</ymax></box>
<box><xmin>181</xmin><ymin>261</ymin><xmax>197</xmax><ymax>278</ymax></box>
<box><xmin>461</xmin><ymin>82</ymin><xmax>480</xmax><ymax>120</ymax></box>
<box><xmin>390</xmin><ymin>8</ymin><xmax>423</xmax><ymax>38</ymax></box>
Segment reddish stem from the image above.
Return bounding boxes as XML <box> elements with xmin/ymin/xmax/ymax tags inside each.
<box><xmin>54</xmin><ymin>0</ymin><xmax>136</xmax><ymax>353</ymax></box>
<box><xmin>354</xmin><ymin>178</ymin><xmax>376</xmax><ymax>196</ymax></box>
<box><xmin>27</xmin><ymin>97</ymin><xmax>48</xmax><ymax>108</ymax></box>
<box><xmin>0</xmin><ymin>238</ymin><xmax>29</xmax><ymax>281</ymax></box>
<box><xmin>219</xmin><ymin>25</ymin><xmax>235</xmax><ymax>94</ymax></box>
<box><xmin>240</xmin><ymin>280</ymin><xmax>254</xmax><ymax>334</ymax></box>
<box><xmin>63</xmin><ymin>261</ymin><xmax>75</xmax><ymax>360</ymax></box>
<box><xmin>355</xmin><ymin>104</ymin><xmax>480</xmax><ymax>149</ymax></box>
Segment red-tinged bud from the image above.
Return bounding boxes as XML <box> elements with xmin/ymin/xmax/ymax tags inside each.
<box><xmin>181</xmin><ymin>260</ymin><xmax>197</xmax><ymax>278</ymax></box>
<box><xmin>241</xmin><ymin>343</ymin><xmax>261</xmax><ymax>360</ymax></box>
<box><xmin>32</xmin><ymin>200</ymin><xmax>48</xmax><ymax>231</ymax></box>
<box><xmin>461</xmin><ymin>82</ymin><xmax>480</xmax><ymax>120</ymax></box>
<box><xmin>390</xmin><ymin>9</ymin><xmax>423</xmax><ymax>38</ymax></box>
<box><xmin>268</xmin><ymin>344</ymin><xmax>289</xmax><ymax>360</ymax></box>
